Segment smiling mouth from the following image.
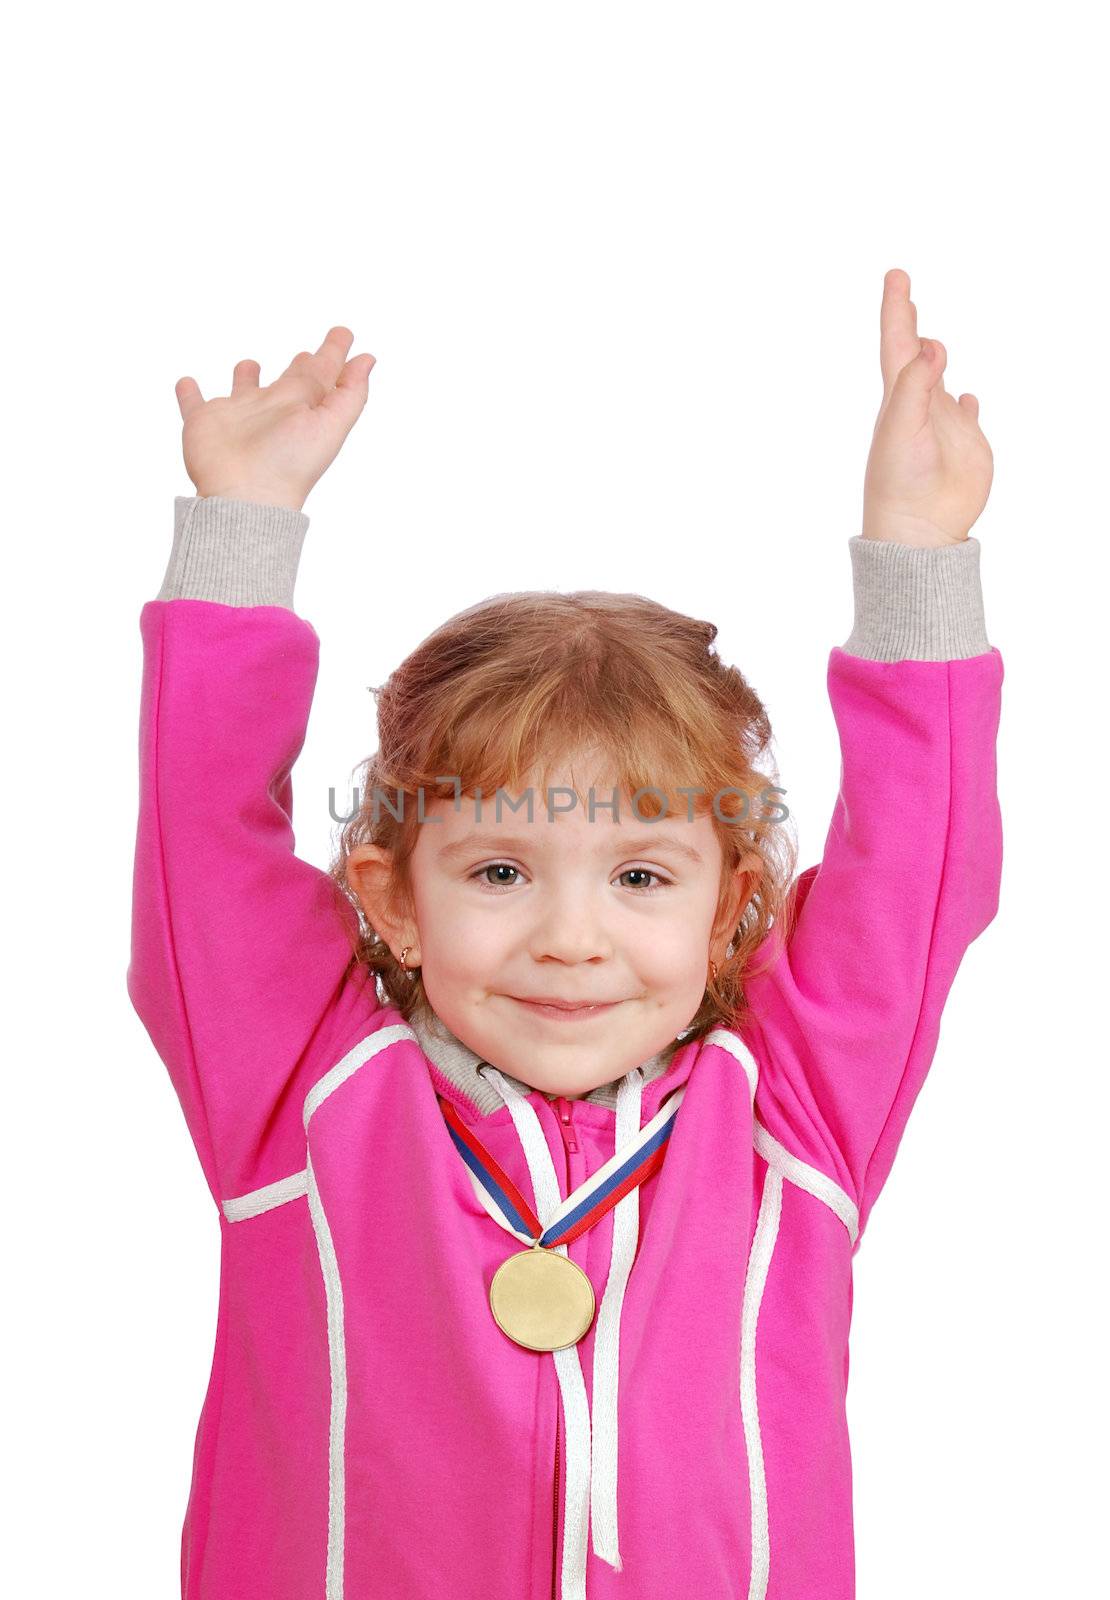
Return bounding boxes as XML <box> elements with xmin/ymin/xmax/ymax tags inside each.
<box><xmin>508</xmin><ymin>997</ymin><xmax>622</xmax><ymax>1020</ymax></box>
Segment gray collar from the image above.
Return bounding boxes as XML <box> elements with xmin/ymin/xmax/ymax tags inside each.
<box><xmin>409</xmin><ymin>1006</ymin><xmax>683</xmax><ymax>1116</ymax></box>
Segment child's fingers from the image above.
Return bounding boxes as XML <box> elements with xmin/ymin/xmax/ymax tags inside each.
<box><xmin>315</xmin><ymin>325</ymin><xmax>354</xmax><ymax>360</ymax></box>
<box><xmin>231</xmin><ymin>358</ymin><xmax>261</xmax><ymax>395</ymax></box>
<box><xmin>272</xmin><ymin>347</ymin><xmax>329</xmax><ymax>404</ymax></box>
<box><xmin>882</xmin><ymin>337</ymin><xmax>947</xmax><ymax>439</ymax></box>
<box><xmin>879</xmin><ymin>269</ymin><xmax>922</xmax><ymax>395</ymax></box>
<box><xmin>311</xmin><ymin>326</ymin><xmax>356</xmax><ymax>393</ymax></box>
<box><xmin>273</xmin><ymin>327</ymin><xmax>355</xmax><ymax>404</ymax></box>
<box><xmin>175</xmin><ymin>375</ymin><xmax>205</xmax><ymax>422</ymax></box>
<box><xmin>319</xmin><ymin>352</ymin><xmax>377</xmax><ymax>431</ymax></box>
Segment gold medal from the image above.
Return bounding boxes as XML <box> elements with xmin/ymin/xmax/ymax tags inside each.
<box><xmin>438</xmin><ymin>1079</ymin><xmax>687</xmax><ymax>1355</ymax></box>
<box><xmin>489</xmin><ymin>1243</ymin><xmax>597</xmax><ymax>1352</ymax></box>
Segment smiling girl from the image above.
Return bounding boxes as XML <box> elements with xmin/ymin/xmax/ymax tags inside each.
<box><xmin>127</xmin><ymin>267</ymin><xmax>1002</xmax><ymax>1600</ymax></box>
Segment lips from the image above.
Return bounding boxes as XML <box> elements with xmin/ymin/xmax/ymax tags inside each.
<box><xmin>509</xmin><ymin>996</ymin><xmax>621</xmax><ymax>1021</ymax></box>
<box><xmin>513</xmin><ymin>997</ymin><xmax>617</xmax><ymax>1010</ymax></box>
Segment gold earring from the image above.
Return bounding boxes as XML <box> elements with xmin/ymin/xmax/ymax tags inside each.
<box><xmin>400</xmin><ymin>946</ymin><xmax>417</xmax><ymax>973</ymax></box>
<box><xmin>708</xmin><ymin>958</ymin><xmax>719</xmax><ymax>985</ymax></box>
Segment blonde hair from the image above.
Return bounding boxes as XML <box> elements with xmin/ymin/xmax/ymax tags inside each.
<box><xmin>328</xmin><ymin>589</ymin><xmax>798</xmax><ymax>1045</ymax></box>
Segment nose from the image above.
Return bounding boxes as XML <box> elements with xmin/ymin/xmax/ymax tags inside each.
<box><xmin>528</xmin><ymin>884</ymin><xmax>613</xmax><ymax>966</ymax></box>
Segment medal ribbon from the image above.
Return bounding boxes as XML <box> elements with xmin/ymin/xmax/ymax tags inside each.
<box><xmin>438</xmin><ymin>1082</ymin><xmax>686</xmax><ymax>1250</ymax></box>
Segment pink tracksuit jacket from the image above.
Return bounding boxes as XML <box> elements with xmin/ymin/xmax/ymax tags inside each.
<box><xmin>127</xmin><ymin>495</ymin><xmax>1004</xmax><ymax>1600</ymax></box>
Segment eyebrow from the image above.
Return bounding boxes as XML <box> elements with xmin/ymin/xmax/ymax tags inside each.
<box><xmin>435</xmin><ymin>831</ymin><xmax>706</xmax><ymax>866</ymax></box>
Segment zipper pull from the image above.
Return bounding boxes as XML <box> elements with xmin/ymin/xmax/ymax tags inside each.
<box><xmin>556</xmin><ymin>1096</ymin><xmax>578</xmax><ymax>1153</ymax></box>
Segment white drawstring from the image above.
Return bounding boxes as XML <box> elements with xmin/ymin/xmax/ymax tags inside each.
<box><xmin>588</xmin><ymin>1064</ymin><xmax>643</xmax><ymax>1570</ymax></box>
<box><xmin>482</xmin><ymin>1065</ymin><xmax>644</xmax><ymax>1600</ymax></box>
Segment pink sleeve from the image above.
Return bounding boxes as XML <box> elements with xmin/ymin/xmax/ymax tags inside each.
<box><xmin>742</xmin><ymin>643</ymin><xmax>1004</xmax><ymax>1248</ymax></box>
<box><xmin>126</xmin><ymin>598</ymin><xmax>379</xmax><ymax>1209</ymax></box>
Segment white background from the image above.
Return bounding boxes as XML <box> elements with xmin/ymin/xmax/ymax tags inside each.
<box><xmin>4</xmin><ymin>2</ymin><xmax>1106</xmax><ymax>1595</ymax></box>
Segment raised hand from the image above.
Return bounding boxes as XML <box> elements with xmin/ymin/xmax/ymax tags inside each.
<box><xmin>174</xmin><ymin>327</ymin><xmax>377</xmax><ymax>512</ymax></box>
<box><xmin>862</xmin><ymin>270</ymin><xmax>993</xmax><ymax>547</ymax></box>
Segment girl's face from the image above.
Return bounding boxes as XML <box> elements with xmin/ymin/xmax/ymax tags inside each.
<box><xmin>391</xmin><ymin>754</ymin><xmax>750</xmax><ymax>1100</ymax></box>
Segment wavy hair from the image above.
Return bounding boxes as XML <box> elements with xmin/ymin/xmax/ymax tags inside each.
<box><xmin>328</xmin><ymin>589</ymin><xmax>798</xmax><ymax>1047</ymax></box>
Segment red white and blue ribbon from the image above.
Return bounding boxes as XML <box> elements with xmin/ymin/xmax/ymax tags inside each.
<box><xmin>438</xmin><ymin>1082</ymin><xmax>686</xmax><ymax>1250</ymax></box>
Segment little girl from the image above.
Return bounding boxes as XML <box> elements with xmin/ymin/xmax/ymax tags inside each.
<box><xmin>128</xmin><ymin>267</ymin><xmax>1003</xmax><ymax>1600</ymax></box>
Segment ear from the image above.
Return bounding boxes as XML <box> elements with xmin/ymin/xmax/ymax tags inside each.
<box><xmin>711</xmin><ymin>856</ymin><xmax>760</xmax><ymax>962</ymax></box>
<box><xmin>345</xmin><ymin>843</ymin><xmax>416</xmax><ymax>953</ymax></box>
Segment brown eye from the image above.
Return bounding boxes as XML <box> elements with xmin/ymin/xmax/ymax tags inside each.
<box><xmin>617</xmin><ymin>868</ymin><xmax>669</xmax><ymax>893</ymax></box>
<box><xmin>471</xmin><ymin>863</ymin><xmax>521</xmax><ymax>888</ymax></box>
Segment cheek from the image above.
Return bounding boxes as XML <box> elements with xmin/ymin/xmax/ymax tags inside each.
<box><xmin>418</xmin><ymin>888</ymin><xmax>517</xmax><ymax>975</ymax></box>
<box><xmin>629</xmin><ymin>913</ymin><xmax>709</xmax><ymax>987</ymax></box>
<box><xmin>650</xmin><ymin>887</ymin><xmax>718</xmax><ymax>962</ymax></box>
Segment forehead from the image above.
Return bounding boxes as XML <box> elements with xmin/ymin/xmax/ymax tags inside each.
<box><xmin>411</xmin><ymin>744</ymin><xmax>725</xmax><ymax>865</ymax></box>
<box><xmin>418</xmin><ymin>790</ymin><xmax>721</xmax><ymax>867</ymax></box>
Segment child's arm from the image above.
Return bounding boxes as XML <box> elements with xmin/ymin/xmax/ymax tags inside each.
<box><xmin>740</xmin><ymin>271</ymin><xmax>1002</xmax><ymax>1249</ymax></box>
<box><xmin>127</xmin><ymin>330</ymin><xmax>380</xmax><ymax>1211</ymax></box>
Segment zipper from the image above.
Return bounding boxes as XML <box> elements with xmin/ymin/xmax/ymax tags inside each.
<box><xmin>555</xmin><ymin>1095</ymin><xmax>579</xmax><ymax>1153</ymax></box>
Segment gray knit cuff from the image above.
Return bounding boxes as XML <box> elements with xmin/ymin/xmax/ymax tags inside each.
<box><xmin>842</xmin><ymin>535</ymin><xmax>992</xmax><ymax>661</ymax></box>
<box><xmin>156</xmin><ymin>495</ymin><xmax>310</xmax><ymax>609</ymax></box>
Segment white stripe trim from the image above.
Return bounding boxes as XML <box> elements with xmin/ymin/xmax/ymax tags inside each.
<box><xmin>306</xmin><ymin>1149</ymin><xmax>346</xmax><ymax>1599</ymax></box>
<box><xmin>752</xmin><ymin>1119</ymin><xmax>859</xmax><ymax>1245</ymax></box>
<box><xmin>303</xmin><ymin>1024</ymin><xmax>418</xmax><ymax>1128</ymax></box>
<box><xmin>589</xmin><ymin>1065</ymin><xmax>645</xmax><ymax>1571</ymax></box>
<box><xmin>741</xmin><ymin>1165</ymin><xmax>782</xmax><ymax>1600</ymax></box>
<box><xmin>221</xmin><ymin>1168</ymin><xmax>308</xmax><ymax>1221</ymax></box>
<box><xmin>705</xmin><ymin>1027</ymin><xmax>759</xmax><ymax>1101</ymax></box>
<box><xmin>702</xmin><ymin>1027</ymin><xmax>856</xmax><ymax>1240</ymax></box>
